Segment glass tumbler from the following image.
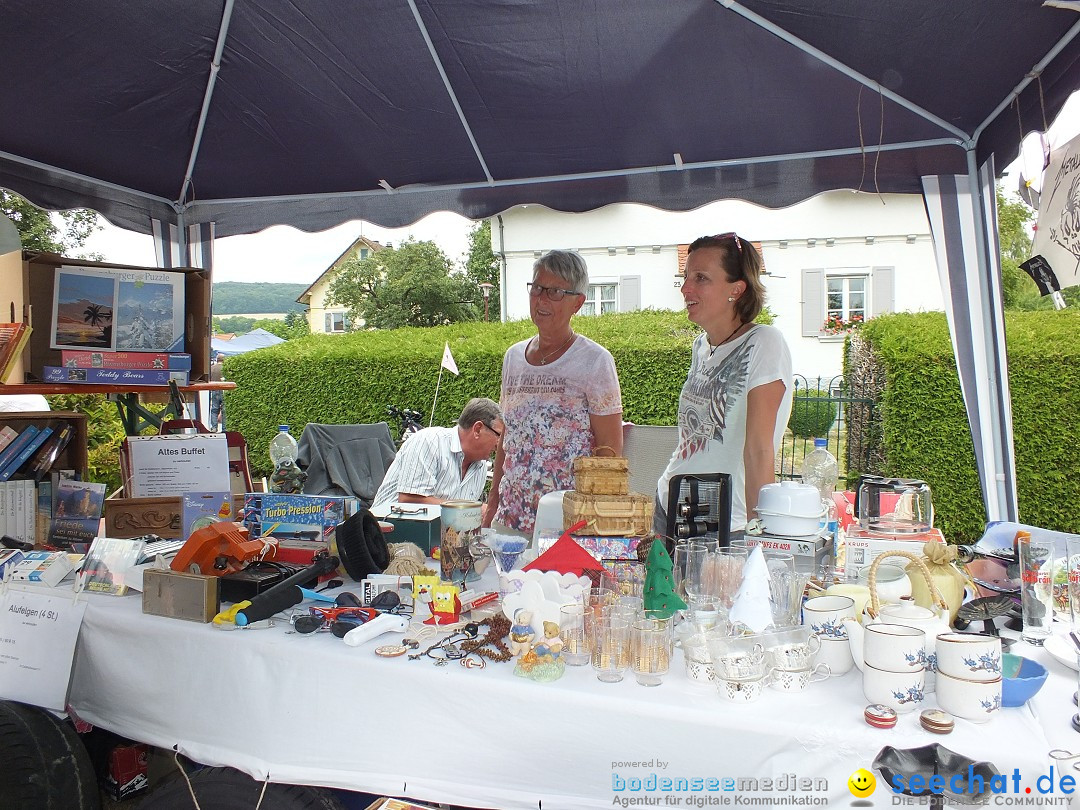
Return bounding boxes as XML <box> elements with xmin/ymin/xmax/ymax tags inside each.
<box><xmin>560</xmin><ymin>604</ymin><xmax>591</xmax><ymax>666</ymax></box>
<box><xmin>592</xmin><ymin>616</ymin><xmax>631</xmax><ymax>683</ymax></box>
<box><xmin>1067</xmin><ymin>536</ymin><xmax>1080</xmax><ymax>630</ymax></box>
<box><xmin>1019</xmin><ymin>534</ymin><xmax>1055</xmax><ymax>645</ymax></box>
<box><xmin>632</xmin><ymin>618</ymin><xmax>672</xmax><ymax>687</ymax></box>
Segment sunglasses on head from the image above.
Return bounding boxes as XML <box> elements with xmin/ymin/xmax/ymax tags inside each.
<box><xmin>708</xmin><ymin>232</ymin><xmax>742</xmax><ymax>254</ymax></box>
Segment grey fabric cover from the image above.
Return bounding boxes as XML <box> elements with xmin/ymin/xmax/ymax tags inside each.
<box><xmin>297</xmin><ymin>423</ymin><xmax>396</xmax><ymax>507</ymax></box>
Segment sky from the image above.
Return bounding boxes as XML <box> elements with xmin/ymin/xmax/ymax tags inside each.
<box><xmin>77</xmin><ymin>92</ymin><xmax>1080</xmax><ymax>285</ymax></box>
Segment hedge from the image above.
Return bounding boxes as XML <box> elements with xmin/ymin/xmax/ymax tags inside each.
<box><xmin>847</xmin><ymin>310</ymin><xmax>1080</xmax><ymax>544</ymax></box>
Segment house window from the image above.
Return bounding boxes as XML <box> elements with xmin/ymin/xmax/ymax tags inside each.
<box><xmin>825</xmin><ymin>274</ymin><xmax>867</xmax><ymax>322</ymax></box>
<box><xmin>580</xmin><ymin>283</ymin><xmax>617</xmax><ymax>316</ymax></box>
<box><xmin>324</xmin><ymin>311</ymin><xmax>349</xmax><ymax>333</ymax></box>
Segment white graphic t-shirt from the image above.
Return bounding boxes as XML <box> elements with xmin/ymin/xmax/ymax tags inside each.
<box><xmin>657</xmin><ymin>324</ymin><xmax>792</xmax><ymax>531</ymax></box>
<box><xmin>495</xmin><ymin>336</ymin><xmax>622</xmax><ymax>533</ymax></box>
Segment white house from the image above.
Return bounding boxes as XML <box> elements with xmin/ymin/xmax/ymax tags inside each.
<box><xmin>297</xmin><ymin>235</ymin><xmax>384</xmax><ymax>334</ymax></box>
<box><xmin>492</xmin><ymin>192</ymin><xmax>943</xmax><ymax>381</ymax></box>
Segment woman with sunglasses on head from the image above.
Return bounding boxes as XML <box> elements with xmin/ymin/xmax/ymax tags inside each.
<box><xmin>483</xmin><ymin>250</ymin><xmax>623</xmax><ymax>539</ymax></box>
<box><xmin>654</xmin><ymin>233</ymin><xmax>793</xmax><ymax>541</ymax></box>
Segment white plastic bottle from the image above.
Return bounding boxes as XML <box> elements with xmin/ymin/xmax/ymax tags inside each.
<box><xmin>268</xmin><ymin>424</ymin><xmax>298</xmax><ymax>467</ymax></box>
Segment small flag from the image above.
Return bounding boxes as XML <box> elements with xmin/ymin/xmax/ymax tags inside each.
<box><xmin>441</xmin><ymin>342</ymin><xmax>459</xmax><ymax>375</ymax></box>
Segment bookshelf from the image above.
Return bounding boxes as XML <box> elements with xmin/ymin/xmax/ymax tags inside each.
<box><xmin>0</xmin><ymin>410</ymin><xmax>87</xmax><ymax>479</ymax></box>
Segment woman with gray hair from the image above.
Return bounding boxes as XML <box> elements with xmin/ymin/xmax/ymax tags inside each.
<box><xmin>483</xmin><ymin>250</ymin><xmax>623</xmax><ymax>538</ymax></box>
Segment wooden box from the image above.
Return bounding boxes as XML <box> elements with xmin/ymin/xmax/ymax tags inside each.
<box><xmin>0</xmin><ymin>410</ymin><xmax>88</xmax><ymax>478</ymax></box>
<box><xmin>104</xmin><ymin>494</ymin><xmax>246</xmax><ymax>540</ymax></box>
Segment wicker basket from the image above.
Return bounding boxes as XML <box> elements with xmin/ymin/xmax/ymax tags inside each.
<box><xmin>572</xmin><ymin>446</ymin><xmax>630</xmax><ymax>495</ymax></box>
<box><xmin>563</xmin><ymin>491</ymin><xmax>653</xmax><ymax>536</ymax></box>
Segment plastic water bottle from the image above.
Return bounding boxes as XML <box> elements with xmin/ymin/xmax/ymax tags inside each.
<box><xmin>268</xmin><ymin>425</ymin><xmax>298</xmax><ymax>467</ymax></box>
<box><xmin>801</xmin><ymin>438</ymin><xmax>838</xmax><ymax>502</ymax></box>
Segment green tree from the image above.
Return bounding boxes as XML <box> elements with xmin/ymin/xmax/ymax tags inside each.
<box><xmin>464</xmin><ymin>219</ymin><xmax>500</xmax><ymax>320</ymax></box>
<box><xmin>252</xmin><ymin>314</ymin><xmax>310</xmax><ymax>339</ymax></box>
<box><xmin>214</xmin><ymin>315</ymin><xmax>257</xmax><ymax>334</ymax></box>
<box><xmin>327</xmin><ymin>238</ymin><xmax>481</xmax><ymax>329</ymax></box>
<box><xmin>1</xmin><ymin>190</ymin><xmax>102</xmax><ymax>257</ymax></box>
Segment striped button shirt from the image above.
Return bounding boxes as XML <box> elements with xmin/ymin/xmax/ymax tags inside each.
<box><xmin>371</xmin><ymin>426</ymin><xmax>486</xmax><ymax>511</ymax></box>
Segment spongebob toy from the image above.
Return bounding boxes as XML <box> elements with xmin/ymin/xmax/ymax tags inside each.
<box><xmin>425</xmin><ymin>582</ymin><xmax>462</xmax><ymax>626</ymax></box>
<box><xmin>412</xmin><ymin>575</ymin><xmax>438</xmax><ymax>620</ymax></box>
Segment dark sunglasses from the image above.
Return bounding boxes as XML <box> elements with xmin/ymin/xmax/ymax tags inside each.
<box><xmin>482</xmin><ymin>422</ymin><xmax>502</xmax><ymax>439</ymax></box>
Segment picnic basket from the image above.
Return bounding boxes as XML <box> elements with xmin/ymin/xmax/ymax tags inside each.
<box><xmin>572</xmin><ymin>446</ymin><xmax>629</xmax><ymax>495</ymax></box>
<box><xmin>563</xmin><ymin>491</ymin><xmax>653</xmax><ymax>537</ymax></box>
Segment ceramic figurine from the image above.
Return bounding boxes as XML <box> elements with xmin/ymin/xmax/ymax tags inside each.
<box><xmin>514</xmin><ymin>620</ymin><xmax>566</xmax><ymax>682</ymax></box>
<box><xmin>509</xmin><ymin>609</ymin><xmax>535</xmax><ymax>656</ymax></box>
<box><xmin>269</xmin><ymin>459</ymin><xmax>307</xmax><ymax>494</ymax></box>
<box><xmin>532</xmin><ymin>621</ymin><xmax>564</xmax><ymax>660</ymax></box>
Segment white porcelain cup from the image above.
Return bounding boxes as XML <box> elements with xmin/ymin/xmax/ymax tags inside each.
<box><xmin>715</xmin><ymin>674</ymin><xmax>767</xmax><ymax>703</ymax></box>
<box><xmin>936</xmin><ymin>670</ymin><xmax>1002</xmax><ymax>722</ymax></box>
<box><xmin>862</xmin><ymin>662</ymin><xmax>926</xmax><ymax>713</ymax></box>
<box><xmin>813</xmin><ymin>635</ymin><xmax>855</xmax><ymax>675</ymax></box>
<box><xmin>862</xmin><ymin>623</ymin><xmax>927</xmax><ymax>671</ymax></box>
<box><xmin>935</xmin><ymin>633</ymin><xmax>1002</xmax><ymax>682</ymax></box>
<box><xmin>802</xmin><ymin>595</ymin><xmax>856</xmax><ymax>640</ymax></box>
<box><xmin>770</xmin><ymin>663</ymin><xmax>831</xmax><ymax>692</ymax></box>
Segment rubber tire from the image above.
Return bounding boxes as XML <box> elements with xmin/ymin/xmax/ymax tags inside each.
<box><xmin>0</xmin><ymin>700</ymin><xmax>100</xmax><ymax>810</ymax></box>
<box><xmin>138</xmin><ymin>766</ymin><xmax>347</xmax><ymax>810</ymax></box>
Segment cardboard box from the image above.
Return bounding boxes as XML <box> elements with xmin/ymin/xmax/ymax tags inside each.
<box><xmin>0</xmin><ymin>252</ymin><xmax>211</xmax><ymax>384</ymax></box>
<box><xmin>104</xmin><ymin>494</ymin><xmax>246</xmax><ymax>539</ymax></box>
<box><xmin>102</xmin><ymin>742</ymin><xmax>149</xmax><ymax>801</ymax></box>
<box><xmin>838</xmin><ymin>526</ymin><xmax>946</xmax><ymax>580</ymax></box>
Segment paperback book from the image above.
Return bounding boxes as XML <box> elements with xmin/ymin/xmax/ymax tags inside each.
<box><xmin>42</xmin><ymin>367</ymin><xmax>189</xmax><ymax>386</ymax></box>
<box><xmin>80</xmin><ymin>537</ymin><xmax>146</xmax><ymax>595</ymax></box>
<box><xmin>0</xmin><ymin>426</ymin><xmax>53</xmax><ymax>481</ymax></box>
<box><xmin>60</xmin><ymin>350</ymin><xmax>191</xmax><ymax>370</ymax></box>
<box><xmin>49</xmin><ymin>479</ymin><xmax>107</xmax><ymax>548</ymax></box>
<box><xmin>0</xmin><ymin>322</ymin><xmax>32</xmax><ymax>384</ymax></box>
<box><xmin>0</xmin><ymin>426</ymin><xmax>40</xmax><ymax>479</ymax></box>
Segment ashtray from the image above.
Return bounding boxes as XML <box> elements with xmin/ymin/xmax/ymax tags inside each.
<box><xmin>873</xmin><ymin>744</ymin><xmax>1000</xmax><ymax>805</ymax></box>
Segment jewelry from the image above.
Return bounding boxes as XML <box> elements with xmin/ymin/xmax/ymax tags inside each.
<box><xmin>707</xmin><ymin>322</ymin><xmax>747</xmax><ymax>356</ymax></box>
<box><xmin>459</xmin><ymin>614</ymin><xmax>513</xmax><ymax>663</ymax></box>
<box><xmin>531</xmin><ymin>331</ymin><xmax>575</xmax><ymax>365</ymax></box>
<box><xmin>727</xmin><ymin>296</ymin><xmax>736</xmax><ymax>302</ymax></box>
<box><xmin>375</xmin><ymin>644</ymin><xmax>409</xmax><ymax>657</ymax></box>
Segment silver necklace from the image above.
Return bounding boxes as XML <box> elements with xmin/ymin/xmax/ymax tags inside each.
<box><xmin>707</xmin><ymin>322</ymin><xmax>746</xmax><ymax>356</ymax></box>
<box><xmin>533</xmin><ymin>332</ymin><xmax>575</xmax><ymax>364</ymax></box>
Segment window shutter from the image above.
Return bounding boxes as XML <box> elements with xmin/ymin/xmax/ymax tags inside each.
<box><xmin>871</xmin><ymin>266</ymin><xmax>895</xmax><ymax>317</ymax></box>
<box><xmin>619</xmin><ymin>275</ymin><xmax>641</xmax><ymax>312</ymax></box>
<box><xmin>801</xmin><ymin>269</ymin><xmax>824</xmax><ymax>337</ymax></box>
<box><xmin>324</xmin><ymin>313</ymin><xmax>332</xmax><ymax>332</ymax></box>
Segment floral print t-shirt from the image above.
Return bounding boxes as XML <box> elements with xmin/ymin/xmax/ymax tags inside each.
<box><xmin>495</xmin><ymin>335</ymin><xmax>622</xmax><ymax>533</ymax></box>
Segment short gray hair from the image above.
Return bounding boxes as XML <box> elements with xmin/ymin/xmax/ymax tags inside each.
<box><xmin>457</xmin><ymin>397</ymin><xmax>502</xmax><ymax>430</ymax></box>
<box><xmin>532</xmin><ymin>249</ymin><xmax>589</xmax><ymax>295</ymax></box>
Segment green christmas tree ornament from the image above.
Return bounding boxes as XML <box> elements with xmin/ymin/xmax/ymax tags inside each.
<box><xmin>643</xmin><ymin>540</ymin><xmax>687</xmax><ymax>618</ymax></box>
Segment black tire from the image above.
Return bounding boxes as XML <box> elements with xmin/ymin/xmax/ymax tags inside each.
<box><xmin>0</xmin><ymin>700</ymin><xmax>100</xmax><ymax>810</ymax></box>
<box><xmin>138</xmin><ymin>766</ymin><xmax>346</xmax><ymax>810</ymax></box>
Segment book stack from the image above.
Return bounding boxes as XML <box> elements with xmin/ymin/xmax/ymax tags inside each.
<box><xmin>0</xmin><ymin>419</ymin><xmax>82</xmax><ymax>546</ymax></box>
<box><xmin>42</xmin><ymin>350</ymin><xmax>191</xmax><ymax>386</ymax></box>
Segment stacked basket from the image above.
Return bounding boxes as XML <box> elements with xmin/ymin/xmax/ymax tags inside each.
<box><xmin>562</xmin><ymin>447</ymin><xmax>653</xmax><ymax>536</ymax></box>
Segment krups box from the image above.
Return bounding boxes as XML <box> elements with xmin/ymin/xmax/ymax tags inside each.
<box><xmin>839</xmin><ymin>527</ymin><xmax>945</xmax><ymax>580</ymax></box>
<box><xmin>370</xmin><ymin>502</ymin><xmax>441</xmax><ymax>555</ymax></box>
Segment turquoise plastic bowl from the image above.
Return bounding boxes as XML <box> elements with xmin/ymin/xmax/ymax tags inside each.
<box><xmin>1001</xmin><ymin>653</ymin><xmax>1048</xmax><ymax>707</ymax></box>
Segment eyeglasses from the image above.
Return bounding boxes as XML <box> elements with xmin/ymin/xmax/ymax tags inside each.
<box><xmin>482</xmin><ymin>422</ymin><xmax>502</xmax><ymax>439</ymax></box>
<box><xmin>527</xmin><ymin>282</ymin><xmax>582</xmax><ymax>301</ymax></box>
<box><xmin>709</xmin><ymin>232</ymin><xmax>743</xmax><ymax>254</ymax></box>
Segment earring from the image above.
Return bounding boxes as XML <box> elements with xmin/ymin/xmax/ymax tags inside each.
<box><xmin>727</xmin><ymin>296</ymin><xmax>736</xmax><ymax>302</ymax></box>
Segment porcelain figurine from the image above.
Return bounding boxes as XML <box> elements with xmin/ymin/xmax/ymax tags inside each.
<box><xmin>514</xmin><ymin>620</ymin><xmax>566</xmax><ymax>682</ymax></box>
<box><xmin>509</xmin><ymin>609</ymin><xmax>535</xmax><ymax>656</ymax></box>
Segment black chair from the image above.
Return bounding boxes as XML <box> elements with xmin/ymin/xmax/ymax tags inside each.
<box><xmin>296</xmin><ymin>422</ymin><xmax>396</xmax><ymax>508</ymax></box>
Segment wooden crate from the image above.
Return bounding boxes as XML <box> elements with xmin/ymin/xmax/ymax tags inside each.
<box><xmin>104</xmin><ymin>494</ymin><xmax>246</xmax><ymax>539</ymax></box>
<box><xmin>0</xmin><ymin>410</ymin><xmax>88</xmax><ymax>478</ymax></box>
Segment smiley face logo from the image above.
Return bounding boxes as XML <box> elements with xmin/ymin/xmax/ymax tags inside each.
<box><xmin>848</xmin><ymin>768</ymin><xmax>876</xmax><ymax>798</ymax></box>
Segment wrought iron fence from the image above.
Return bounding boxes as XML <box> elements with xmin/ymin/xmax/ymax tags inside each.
<box><xmin>776</xmin><ymin>374</ymin><xmax>879</xmax><ymax>491</ymax></box>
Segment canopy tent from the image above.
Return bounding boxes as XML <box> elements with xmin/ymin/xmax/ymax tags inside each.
<box><xmin>211</xmin><ymin>328</ymin><xmax>285</xmax><ymax>357</ymax></box>
<box><xmin>3</xmin><ymin>0</ymin><xmax>1080</xmax><ymax>524</ymax></box>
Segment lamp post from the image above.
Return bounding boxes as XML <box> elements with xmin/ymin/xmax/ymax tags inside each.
<box><xmin>478</xmin><ymin>282</ymin><xmax>495</xmax><ymax>322</ymax></box>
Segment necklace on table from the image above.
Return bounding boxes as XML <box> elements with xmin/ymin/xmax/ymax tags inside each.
<box><xmin>532</xmin><ymin>331</ymin><xmax>575</xmax><ymax>365</ymax></box>
<box><xmin>707</xmin><ymin>322</ymin><xmax>747</xmax><ymax>357</ymax></box>
<box><xmin>459</xmin><ymin>614</ymin><xmax>513</xmax><ymax>667</ymax></box>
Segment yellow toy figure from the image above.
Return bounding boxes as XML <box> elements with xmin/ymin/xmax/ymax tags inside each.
<box><xmin>412</xmin><ymin>575</ymin><xmax>438</xmax><ymax>622</ymax></box>
<box><xmin>508</xmin><ymin>609</ymin><xmax>535</xmax><ymax>656</ymax></box>
<box><xmin>425</xmin><ymin>582</ymin><xmax>462</xmax><ymax>626</ymax></box>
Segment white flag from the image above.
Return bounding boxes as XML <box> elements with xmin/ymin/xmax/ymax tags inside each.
<box><xmin>441</xmin><ymin>342</ymin><xmax>459</xmax><ymax>375</ymax></box>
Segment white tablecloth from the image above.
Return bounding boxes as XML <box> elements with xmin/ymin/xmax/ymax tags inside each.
<box><xmin>67</xmin><ymin>590</ymin><xmax>1076</xmax><ymax>810</ymax></box>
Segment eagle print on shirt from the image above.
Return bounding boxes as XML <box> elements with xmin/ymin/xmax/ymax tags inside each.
<box><xmin>676</xmin><ymin>340</ymin><xmax>754</xmax><ymax>459</ymax></box>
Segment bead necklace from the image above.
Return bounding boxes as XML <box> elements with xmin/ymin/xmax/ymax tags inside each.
<box><xmin>531</xmin><ymin>331</ymin><xmax>575</xmax><ymax>365</ymax></box>
<box><xmin>707</xmin><ymin>322</ymin><xmax>747</xmax><ymax>357</ymax></box>
<box><xmin>459</xmin><ymin>614</ymin><xmax>513</xmax><ymax>664</ymax></box>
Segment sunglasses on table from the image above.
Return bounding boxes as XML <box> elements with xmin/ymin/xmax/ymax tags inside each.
<box><xmin>527</xmin><ymin>282</ymin><xmax>583</xmax><ymax>301</ymax></box>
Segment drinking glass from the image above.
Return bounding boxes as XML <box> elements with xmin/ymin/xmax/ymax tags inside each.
<box><xmin>560</xmin><ymin>604</ymin><xmax>591</xmax><ymax>666</ymax></box>
<box><xmin>632</xmin><ymin>618</ymin><xmax>672</xmax><ymax>686</ymax></box>
<box><xmin>682</xmin><ymin>545</ymin><xmax>710</xmax><ymax>602</ymax></box>
<box><xmin>673</xmin><ymin>540</ymin><xmax>706</xmax><ymax>600</ymax></box>
<box><xmin>1066</xmin><ymin>536</ymin><xmax>1080</xmax><ymax>630</ymax></box>
<box><xmin>1019</xmin><ymin>534</ymin><xmax>1055</xmax><ymax>645</ymax></box>
<box><xmin>713</xmin><ymin>548</ymin><xmax>747</xmax><ymax>609</ymax></box>
<box><xmin>687</xmin><ymin>536</ymin><xmax>720</xmax><ymax>554</ymax></box>
<box><xmin>764</xmin><ymin>551</ymin><xmax>796</xmax><ymax>577</ymax></box>
<box><xmin>592</xmin><ymin>616</ymin><xmax>630</xmax><ymax>683</ymax></box>
<box><xmin>769</xmin><ymin>570</ymin><xmax>811</xmax><ymax>629</ymax></box>
<box><xmin>688</xmin><ymin>595</ymin><xmax>723</xmax><ymax>631</ymax></box>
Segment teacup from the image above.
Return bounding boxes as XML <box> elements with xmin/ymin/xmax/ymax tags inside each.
<box><xmin>762</xmin><ymin>626</ymin><xmax>822</xmax><ymax>670</ymax></box>
<box><xmin>712</xmin><ymin>651</ymin><xmax>770</xmax><ymax>681</ymax></box>
<box><xmin>862</xmin><ymin>662</ymin><xmax>926</xmax><ymax>713</ymax></box>
<box><xmin>715</xmin><ymin>674</ymin><xmax>767</xmax><ymax>703</ymax></box>
<box><xmin>802</xmin><ymin>595</ymin><xmax>856</xmax><ymax>640</ymax></box>
<box><xmin>861</xmin><ymin>623</ymin><xmax>926</xmax><ymax>671</ymax></box>
<box><xmin>824</xmin><ymin>583</ymin><xmax>871</xmax><ymax>624</ymax></box>
<box><xmin>936</xmin><ymin>670</ymin><xmax>1002</xmax><ymax>723</ymax></box>
<box><xmin>770</xmin><ymin>663</ymin><xmax>831</xmax><ymax>692</ymax></box>
<box><xmin>813</xmin><ymin>636</ymin><xmax>854</xmax><ymax>675</ymax></box>
<box><xmin>936</xmin><ymin>633</ymin><xmax>1002</xmax><ymax>683</ymax></box>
